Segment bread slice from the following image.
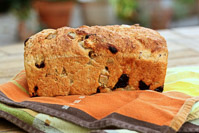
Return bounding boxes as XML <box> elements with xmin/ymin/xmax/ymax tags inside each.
<box><xmin>24</xmin><ymin>25</ymin><xmax>168</xmax><ymax>97</ymax></box>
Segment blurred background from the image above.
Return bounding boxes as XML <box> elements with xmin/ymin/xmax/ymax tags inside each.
<box><xmin>0</xmin><ymin>0</ymin><xmax>199</xmax><ymax>45</ymax></box>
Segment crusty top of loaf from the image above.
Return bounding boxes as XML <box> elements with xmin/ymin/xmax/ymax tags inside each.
<box><xmin>25</xmin><ymin>25</ymin><xmax>167</xmax><ymax>61</ymax></box>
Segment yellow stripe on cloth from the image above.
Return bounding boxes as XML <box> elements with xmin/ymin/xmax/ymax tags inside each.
<box><xmin>10</xmin><ymin>79</ymin><xmax>29</xmax><ymax>95</ymax></box>
<box><xmin>164</xmin><ymin>67</ymin><xmax>199</xmax><ymax>96</ymax></box>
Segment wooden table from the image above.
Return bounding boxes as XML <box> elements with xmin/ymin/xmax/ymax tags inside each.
<box><xmin>0</xmin><ymin>26</ymin><xmax>199</xmax><ymax>132</ymax></box>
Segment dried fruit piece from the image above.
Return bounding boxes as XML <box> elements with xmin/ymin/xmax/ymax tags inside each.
<box><xmin>24</xmin><ymin>37</ymin><xmax>30</xmax><ymax>46</ymax></box>
<box><xmin>139</xmin><ymin>80</ymin><xmax>150</xmax><ymax>90</ymax></box>
<box><xmin>35</xmin><ymin>61</ymin><xmax>45</xmax><ymax>68</ymax></box>
<box><xmin>105</xmin><ymin>66</ymin><xmax>109</xmax><ymax>71</ymax></box>
<box><xmin>88</xmin><ymin>51</ymin><xmax>97</xmax><ymax>59</ymax></box>
<box><xmin>61</xmin><ymin>67</ymin><xmax>67</xmax><ymax>76</ymax></box>
<box><xmin>99</xmin><ymin>74</ymin><xmax>109</xmax><ymax>85</ymax></box>
<box><xmin>96</xmin><ymin>87</ymin><xmax>100</xmax><ymax>93</ymax></box>
<box><xmin>32</xmin><ymin>86</ymin><xmax>38</xmax><ymax>97</ymax></box>
<box><xmin>46</xmin><ymin>33</ymin><xmax>56</xmax><ymax>39</ymax></box>
<box><xmin>113</xmin><ymin>74</ymin><xmax>129</xmax><ymax>90</ymax></box>
<box><xmin>67</xmin><ymin>32</ymin><xmax>76</xmax><ymax>39</ymax></box>
<box><xmin>85</xmin><ymin>34</ymin><xmax>96</xmax><ymax>39</ymax></box>
<box><xmin>108</xmin><ymin>46</ymin><xmax>118</xmax><ymax>54</ymax></box>
<box><xmin>154</xmin><ymin>86</ymin><xmax>163</xmax><ymax>92</ymax></box>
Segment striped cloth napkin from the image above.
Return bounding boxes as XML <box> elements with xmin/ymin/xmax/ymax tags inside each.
<box><xmin>0</xmin><ymin>67</ymin><xmax>199</xmax><ymax>133</ymax></box>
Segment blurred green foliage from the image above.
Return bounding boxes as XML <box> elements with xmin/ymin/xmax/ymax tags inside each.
<box><xmin>109</xmin><ymin>0</ymin><xmax>198</xmax><ymax>27</ymax></box>
<box><xmin>10</xmin><ymin>0</ymin><xmax>32</xmax><ymax>20</ymax></box>
<box><xmin>173</xmin><ymin>0</ymin><xmax>196</xmax><ymax>20</ymax></box>
<box><xmin>109</xmin><ymin>0</ymin><xmax>138</xmax><ymax>20</ymax></box>
<box><xmin>42</xmin><ymin>0</ymin><xmax>73</xmax><ymax>1</ymax></box>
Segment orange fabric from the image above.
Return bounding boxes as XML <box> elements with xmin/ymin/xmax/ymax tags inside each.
<box><xmin>12</xmin><ymin>70</ymin><xmax>29</xmax><ymax>92</ymax></box>
<box><xmin>0</xmin><ymin>70</ymin><xmax>198</xmax><ymax>130</ymax></box>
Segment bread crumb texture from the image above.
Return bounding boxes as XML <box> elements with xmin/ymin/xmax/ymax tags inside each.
<box><xmin>24</xmin><ymin>25</ymin><xmax>168</xmax><ymax>97</ymax></box>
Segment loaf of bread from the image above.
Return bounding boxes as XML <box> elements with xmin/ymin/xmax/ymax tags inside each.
<box><xmin>24</xmin><ymin>25</ymin><xmax>168</xmax><ymax>97</ymax></box>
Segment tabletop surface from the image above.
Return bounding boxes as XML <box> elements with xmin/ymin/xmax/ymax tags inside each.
<box><xmin>0</xmin><ymin>26</ymin><xmax>199</xmax><ymax>132</ymax></box>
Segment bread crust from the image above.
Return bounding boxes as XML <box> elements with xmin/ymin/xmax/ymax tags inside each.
<box><xmin>24</xmin><ymin>25</ymin><xmax>168</xmax><ymax>97</ymax></box>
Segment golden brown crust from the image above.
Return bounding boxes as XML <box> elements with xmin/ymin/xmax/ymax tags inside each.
<box><xmin>24</xmin><ymin>25</ymin><xmax>168</xmax><ymax>97</ymax></box>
